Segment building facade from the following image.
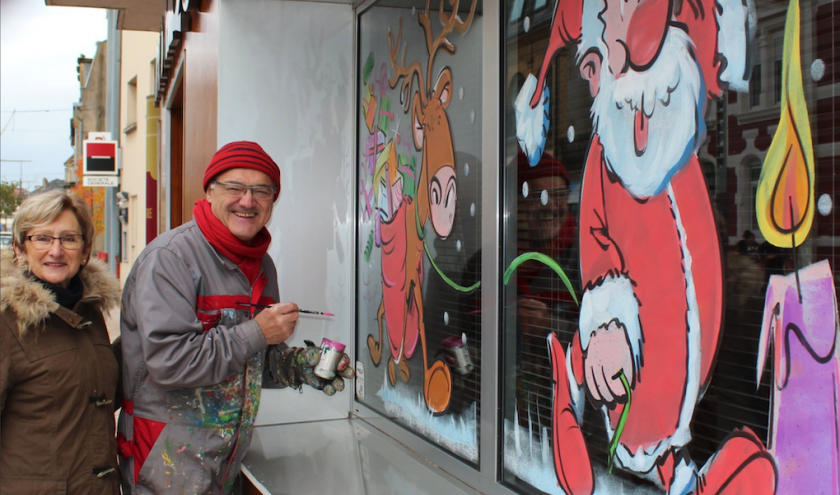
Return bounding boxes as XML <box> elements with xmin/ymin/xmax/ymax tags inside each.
<box><xmin>50</xmin><ymin>0</ymin><xmax>839</xmax><ymax>493</ymax></box>
<box><xmin>118</xmin><ymin>29</ymin><xmax>160</xmax><ymax>283</ymax></box>
<box><xmin>70</xmin><ymin>41</ymin><xmax>108</xmax><ymax>255</ymax></box>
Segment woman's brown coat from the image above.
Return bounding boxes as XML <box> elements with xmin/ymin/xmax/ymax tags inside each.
<box><xmin>1</xmin><ymin>248</ymin><xmax>121</xmax><ymax>494</ymax></box>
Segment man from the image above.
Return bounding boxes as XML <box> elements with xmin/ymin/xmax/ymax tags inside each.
<box><xmin>514</xmin><ymin>0</ymin><xmax>776</xmax><ymax>494</ymax></box>
<box><xmin>117</xmin><ymin>141</ymin><xmax>352</xmax><ymax>494</ymax></box>
<box><xmin>514</xmin><ymin>151</ymin><xmax>579</xmax><ymax>430</ymax></box>
<box><xmin>737</xmin><ymin>230</ymin><xmax>759</xmax><ymax>259</ymax></box>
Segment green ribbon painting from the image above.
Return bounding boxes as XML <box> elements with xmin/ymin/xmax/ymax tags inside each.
<box><xmin>502</xmin><ymin>252</ymin><xmax>579</xmax><ymax>305</ymax></box>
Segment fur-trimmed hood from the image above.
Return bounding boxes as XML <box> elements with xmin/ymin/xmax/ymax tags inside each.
<box><xmin>0</xmin><ymin>248</ymin><xmax>120</xmax><ymax>333</ymax></box>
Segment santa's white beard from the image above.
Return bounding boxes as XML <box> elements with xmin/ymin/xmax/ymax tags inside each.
<box><xmin>591</xmin><ymin>29</ymin><xmax>705</xmax><ymax>198</ymax></box>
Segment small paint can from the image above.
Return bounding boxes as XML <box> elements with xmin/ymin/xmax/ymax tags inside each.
<box><xmin>442</xmin><ymin>336</ymin><xmax>473</xmax><ymax>375</ymax></box>
<box><xmin>314</xmin><ymin>338</ymin><xmax>346</xmax><ymax>380</ymax></box>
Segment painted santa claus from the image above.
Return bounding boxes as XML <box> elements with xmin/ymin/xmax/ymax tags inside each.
<box><xmin>514</xmin><ymin>0</ymin><xmax>778</xmax><ymax>493</ymax></box>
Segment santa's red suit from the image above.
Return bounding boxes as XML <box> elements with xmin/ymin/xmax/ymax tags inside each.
<box><xmin>527</xmin><ymin>0</ymin><xmax>780</xmax><ymax>490</ymax></box>
<box><xmin>568</xmin><ymin>134</ymin><xmax>724</xmax><ymax>470</ymax></box>
<box><xmin>549</xmin><ymin>135</ymin><xmax>778</xmax><ymax>495</ymax></box>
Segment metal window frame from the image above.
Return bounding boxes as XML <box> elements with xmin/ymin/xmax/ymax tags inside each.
<box><xmin>350</xmin><ymin>0</ymin><xmax>515</xmax><ymax>492</ymax></box>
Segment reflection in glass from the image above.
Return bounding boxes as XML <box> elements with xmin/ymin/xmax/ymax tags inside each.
<box><xmin>355</xmin><ymin>0</ymin><xmax>483</xmax><ymax>463</ymax></box>
<box><xmin>501</xmin><ymin>0</ymin><xmax>837</xmax><ymax>493</ymax></box>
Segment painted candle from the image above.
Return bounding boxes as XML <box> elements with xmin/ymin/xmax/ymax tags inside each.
<box><xmin>756</xmin><ymin>259</ymin><xmax>840</xmax><ymax>495</ymax></box>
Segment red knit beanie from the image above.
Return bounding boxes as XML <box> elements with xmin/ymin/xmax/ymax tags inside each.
<box><xmin>517</xmin><ymin>150</ymin><xmax>569</xmax><ymax>187</ymax></box>
<box><xmin>203</xmin><ymin>141</ymin><xmax>281</xmax><ymax>200</ymax></box>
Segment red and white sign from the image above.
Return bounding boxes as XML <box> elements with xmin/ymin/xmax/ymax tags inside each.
<box><xmin>83</xmin><ymin>176</ymin><xmax>119</xmax><ymax>187</ymax></box>
<box><xmin>83</xmin><ymin>135</ymin><xmax>118</xmax><ymax>176</ymax></box>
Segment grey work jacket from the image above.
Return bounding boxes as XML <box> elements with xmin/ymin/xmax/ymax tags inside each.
<box><xmin>118</xmin><ymin>221</ymin><xmax>279</xmax><ymax>494</ymax></box>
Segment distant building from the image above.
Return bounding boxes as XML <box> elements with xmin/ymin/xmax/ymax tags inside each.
<box><xmin>27</xmin><ymin>178</ymin><xmax>66</xmax><ymax>196</ymax></box>
<box><xmin>71</xmin><ymin>41</ymin><xmax>108</xmax><ymax>166</ymax></box>
<box><xmin>69</xmin><ymin>41</ymin><xmax>109</xmax><ymax>255</ymax></box>
<box><xmin>118</xmin><ymin>29</ymin><xmax>160</xmax><ymax>284</ymax></box>
<box><xmin>70</xmin><ymin>41</ymin><xmax>108</xmax><ymax>156</ymax></box>
<box><xmin>64</xmin><ymin>155</ymin><xmax>76</xmax><ymax>186</ymax></box>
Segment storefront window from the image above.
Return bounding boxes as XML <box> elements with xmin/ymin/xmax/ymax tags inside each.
<box><xmin>355</xmin><ymin>0</ymin><xmax>483</xmax><ymax>463</ymax></box>
<box><xmin>501</xmin><ymin>0</ymin><xmax>838</xmax><ymax>494</ymax></box>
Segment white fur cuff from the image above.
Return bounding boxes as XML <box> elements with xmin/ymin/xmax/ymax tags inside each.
<box><xmin>579</xmin><ymin>274</ymin><xmax>643</xmax><ymax>368</ymax></box>
<box><xmin>717</xmin><ymin>0</ymin><xmax>756</xmax><ymax>92</ymax></box>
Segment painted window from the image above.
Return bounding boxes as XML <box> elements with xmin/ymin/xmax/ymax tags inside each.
<box><xmin>503</xmin><ymin>0</ymin><xmax>838</xmax><ymax>494</ymax></box>
<box><xmin>355</xmin><ymin>0</ymin><xmax>483</xmax><ymax>463</ymax></box>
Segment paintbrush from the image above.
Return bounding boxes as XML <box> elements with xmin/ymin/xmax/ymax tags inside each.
<box><xmin>235</xmin><ymin>302</ymin><xmax>334</xmax><ymax>316</ymax></box>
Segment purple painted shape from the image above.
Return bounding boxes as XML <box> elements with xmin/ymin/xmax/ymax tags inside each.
<box><xmin>757</xmin><ymin>259</ymin><xmax>840</xmax><ymax>495</ymax></box>
<box><xmin>397</xmin><ymin>166</ymin><xmax>415</xmax><ymax>180</ymax></box>
<box><xmin>360</xmin><ymin>179</ymin><xmax>374</xmax><ymax>220</ymax></box>
<box><xmin>375</xmin><ymin>62</ymin><xmax>390</xmax><ymax>96</ymax></box>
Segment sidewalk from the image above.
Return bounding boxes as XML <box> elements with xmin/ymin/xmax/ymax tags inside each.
<box><xmin>105</xmin><ymin>307</ymin><xmax>120</xmax><ymax>342</ymax></box>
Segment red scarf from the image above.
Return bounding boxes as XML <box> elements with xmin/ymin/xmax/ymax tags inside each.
<box><xmin>516</xmin><ymin>212</ymin><xmax>577</xmax><ymax>302</ymax></box>
<box><xmin>193</xmin><ymin>199</ymin><xmax>271</xmax><ymax>285</ymax></box>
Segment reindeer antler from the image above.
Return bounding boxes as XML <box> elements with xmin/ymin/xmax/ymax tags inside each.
<box><xmin>389</xmin><ymin>19</ymin><xmax>426</xmax><ymax>112</ymax></box>
<box><xmin>439</xmin><ymin>0</ymin><xmax>477</xmax><ymax>36</ymax></box>
<box><xmin>419</xmin><ymin>0</ymin><xmax>478</xmax><ymax>92</ymax></box>
<box><xmin>389</xmin><ymin>0</ymin><xmax>477</xmax><ymax>111</ymax></box>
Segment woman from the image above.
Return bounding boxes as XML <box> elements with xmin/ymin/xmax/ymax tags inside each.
<box><xmin>1</xmin><ymin>190</ymin><xmax>121</xmax><ymax>494</ymax></box>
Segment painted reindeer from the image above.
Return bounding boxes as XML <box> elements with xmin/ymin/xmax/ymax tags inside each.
<box><xmin>367</xmin><ymin>0</ymin><xmax>476</xmax><ymax>413</ymax></box>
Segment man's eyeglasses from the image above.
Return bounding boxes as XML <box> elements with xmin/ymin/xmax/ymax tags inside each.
<box><xmin>212</xmin><ymin>181</ymin><xmax>276</xmax><ymax>201</ymax></box>
<box><xmin>26</xmin><ymin>234</ymin><xmax>84</xmax><ymax>250</ymax></box>
<box><xmin>544</xmin><ymin>188</ymin><xmax>570</xmax><ymax>201</ymax></box>
<box><xmin>523</xmin><ymin>188</ymin><xmax>570</xmax><ymax>203</ymax></box>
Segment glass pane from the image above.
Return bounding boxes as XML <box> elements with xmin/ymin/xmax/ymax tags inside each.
<box><xmin>356</xmin><ymin>0</ymin><xmax>483</xmax><ymax>464</ymax></box>
<box><xmin>510</xmin><ymin>0</ymin><xmax>525</xmax><ymax>23</ymax></box>
<box><xmin>501</xmin><ymin>0</ymin><xmax>839</xmax><ymax>494</ymax></box>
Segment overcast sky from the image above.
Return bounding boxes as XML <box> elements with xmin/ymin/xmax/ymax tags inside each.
<box><xmin>1</xmin><ymin>0</ymin><xmax>107</xmax><ymax>189</ymax></box>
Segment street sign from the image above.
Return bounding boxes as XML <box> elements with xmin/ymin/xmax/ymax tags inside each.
<box><xmin>83</xmin><ymin>137</ymin><xmax>118</xmax><ymax>175</ymax></box>
<box><xmin>83</xmin><ymin>176</ymin><xmax>119</xmax><ymax>187</ymax></box>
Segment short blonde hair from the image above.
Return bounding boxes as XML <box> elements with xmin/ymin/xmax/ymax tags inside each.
<box><xmin>12</xmin><ymin>190</ymin><xmax>95</xmax><ymax>253</ymax></box>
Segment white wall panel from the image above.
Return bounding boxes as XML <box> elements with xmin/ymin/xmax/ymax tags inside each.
<box><xmin>218</xmin><ymin>0</ymin><xmax>354</xmax><ymax>425</ymax></box>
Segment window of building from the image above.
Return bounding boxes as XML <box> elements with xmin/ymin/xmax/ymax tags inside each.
<box><xmin>748</xmin><ymin>156</ymin><xmax>763</xmax><ymax>232</ymax></box>
<box><xmin>509</xmin><ymin>0</ymin><xmax>525</xmax><ymax>22</ymax></box>
<box><xmin>125</xmin><ymin>76</ymin><xmax>137</xmax><ymax>133</ymax></box>
<box><xmin>120</xmin><ymin>230</ymin><xmax>128</xmax><ymax>263</ymax></box>
<box><xmin>750</xmin><ymin>63</ymin><xmax>762</xmax><ymax>107</ymax></box>
<box><xmin>348</xmin><ymin>0</ymin><xmax>837</xmax><ymax>492</ymax></box>
<box><xmin>499</xmin><ymin>0</ymin><xmax>836</xmax><ymax>493</ymax></box>
<box><xmin>774</xmin><ymin>36</ymin><xmax>783</xmax><ymax>104</ymax></box>
<box><xmin>150</xmin><ymin>59</ymin><xmax>156</xmax><ymax>97</ymax></box>
<box><xmin>355</xmin><ymin>0</ymin><xmax>483</xmax><ymax>463</ymax></box>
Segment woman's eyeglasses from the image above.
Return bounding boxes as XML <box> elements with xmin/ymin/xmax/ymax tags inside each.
<box><xmin>26</xmin><ymin>234</ymin><xmax>84</xmax><ymax>250</ymax></box>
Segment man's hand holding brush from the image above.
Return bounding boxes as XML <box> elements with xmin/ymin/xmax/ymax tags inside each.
<box><xmin>253</xmin><ymin>302</ymin><xmax>300</xmax><ymax>345</ymax></box>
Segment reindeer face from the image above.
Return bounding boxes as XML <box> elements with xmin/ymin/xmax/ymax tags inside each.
<box><xmin>413</xmin><ymin>68</ymin><xmax>458</xmax><ymax>239</ymax></box>
<box><xmin>429</xmin><ymin>164</ymin><xmax>457</xmax><ymax>239</ymax></box>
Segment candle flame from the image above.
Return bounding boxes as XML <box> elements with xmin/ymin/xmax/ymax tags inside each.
<box><xmin>756</xmin><ymin>0</ymin><xmax>814</xmax><ymax>248</ymax></box>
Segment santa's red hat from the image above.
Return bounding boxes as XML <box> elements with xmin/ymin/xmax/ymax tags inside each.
<box><xmin>530</xmin><ymin>0</ymin><xmax>725</xmax><ymax>108</ymax></box>
<box><xmin>517</xmin><ymin>150</ymin><xmax>570</xmax><ymax>187</ymax></box>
